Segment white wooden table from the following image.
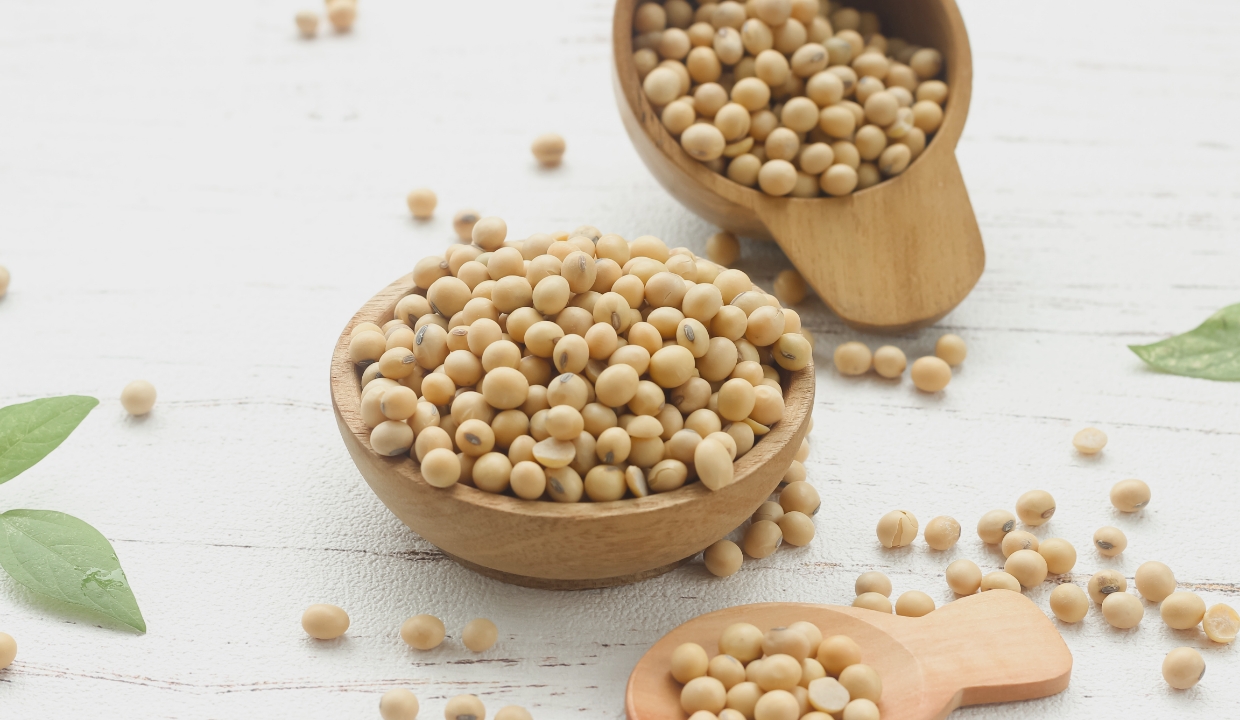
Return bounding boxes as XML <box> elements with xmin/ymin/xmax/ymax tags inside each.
<box><xmin>2</xmin><ymin>0</ymin><xmax>1238</xmax><ymax>717</ymax></box>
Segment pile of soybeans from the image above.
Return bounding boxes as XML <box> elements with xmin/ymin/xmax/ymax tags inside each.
<box><xmin>633</xmin><ymin>0</ymin><xmax>949</xmax><ymax>197</ymax></box>
<box><xmin>347</xmin><ymin>218</ymin><xmax>812</xmax><ymax>502</ymax></box>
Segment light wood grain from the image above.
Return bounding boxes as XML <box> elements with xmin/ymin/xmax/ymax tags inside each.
<box><xmin>626</xmin><ymin>591</ymin><xmax>1071</xmax><ymax>719</ymax></box>
<box><xmin>612</xmin><ymin>0</ymin><xmax>985</xmax><ymax>333</ymax></box>
<box><xmin>329</xmin><ymin>275</ymin><xmax>815</xmax><ymax>588</ymax></box>
<box><xmin>2</xmin><ymin>0</ymin><xmax>1239</xmax><ymax>716</ymax></box>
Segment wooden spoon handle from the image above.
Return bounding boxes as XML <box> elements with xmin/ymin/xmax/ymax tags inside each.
<box><xmin>893</xmin><ymin>590</ymin><xmax>1072</xmax><ymax>711</ymax></box>
<box><xmin>756</xmin><ymin>147</ymin><xmax>985</xmax><ymax>333</ymax></box>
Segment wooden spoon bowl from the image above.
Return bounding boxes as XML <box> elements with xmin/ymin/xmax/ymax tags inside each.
<box><xmin>330</xmin><ymin>274</ymin><xmax>815</xmax><ymax>590</ymax></box>
<box><xmin>626</xmin><ymin>591</ymin><xmax>1072</xmax><ymax>719</ymax></box>
<box><xmin>612</xmin><ymin>0</ymin><xmax>985</xmax><ymax>333</ymax></box>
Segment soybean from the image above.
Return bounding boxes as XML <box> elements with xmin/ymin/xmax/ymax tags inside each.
<box><xmin>302</xmin><ymin>604</ymin><xmax>350</xmax><ymax>639</ymax></box>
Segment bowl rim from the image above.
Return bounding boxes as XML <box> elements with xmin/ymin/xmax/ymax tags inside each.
<box><xmin>330</xmin><ymin>273</ymin><xmax>816</xmax><ymax>521</ymax></box>
<box><xmin>610</xmin><ymin>0</ymin><xmax>975</xmax><ymax>211</ymax></box>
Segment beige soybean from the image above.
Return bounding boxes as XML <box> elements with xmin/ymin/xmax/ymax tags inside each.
<box><xmin>852</xmin><ymin>592</ymin><xmax>892</xmax><ymax>614</ymax></box>
<box><xmin>295</xmin><ymin>10</ymin><xmax>319</xmax><ymax>38</ymax></box>
<box><xmin>509</xmin><ymin>460</ymin><xmax>546</xmax><ymax>500</ymax></box>
<box><xmin>0</xmin><ymin>631</ymin><xmax>14</xmax><ymax>671</ymax></box>
<box><xmin>910</xmin><ymin>356</ymin><xmax>951</xmax><ymax>392</ymax></box>
<box><xmin>705</xmin><ymin>539</ymin><xmax>744</xmax><ymax>577</ymax></box>
<box><xmin>753</xmin><ymin>500</ymin><xmax>785</xmax><ymax>525</ymax></box>
<box><xmin>1110</xmin><ymin>479</ymin><xmax>1151</xmax><ymax>512</ymax></box>
<box><xmin>116</xmin><ymin>378</ymin><xmax>159</xmax><ymax>417</ymax></box>
<box><xmin>872</xmin><ymin>345</ymin><xmax>906</xmax><ymax>378</ymax></box>
<box><xmin>1093</xmin><ymin>526</ymin><xmax>1127</xmax><ymax>557</ymax></box>
<box><xmin>406</xmin><ymin>188</ymin><xmax>436</xmax><ymax>219</ymax></box>
<box><xmin>1072</xmin><ymin>427</ymin><xmax>1107</xmax><ymax>454</ymax></box>
<box><xmin>838</xmin><ymin>663</ymin><xmax>881</xmax><ymax>703</ymax></box>
<box><xmin>817</xmin><ymin>634</ymin><xmax>862</xmax><ymax>676</ymax></box>
<box><xmin>1005</xmin><ymin>549</ymin><xmax>1048</xmax><ymax>587</ymax></box>
<box><xmin>451</xmin><ymin>209</ymin><xmax>480</xmax><ymax>242</ymax></box>
<box><xmin>421</xmin><ymin>448</ymin><xmax>461</xmax><ymax>488</ymax></box>
<box><xmin>780</xmin><ymin>481</ymin><xmax>820</xmax><ymax>515</ymax></box>
<box><xmin>1049</xmin><ymin>584</ymin><xmax>1089</xmax><ymax>623</ymax></box>
<box><xmin>1015</xmin><ymin>489</ymin><xmax>1056</xmax><ymax>526</ymax></box>
<box><xmin>1203</xmin><ymin>604</ymin><xmax>1239</xmax><ymax>644</ymax></box>
<box><xmin>1161</xmin><ymin>591</ymin><xmax>1207</xmax><ymax>630</ymax></box>
<box><xmin>462</xmin><ymin>618</ymin><xmax>498</xmax><ymax>652</ymax></box>
<box><xmin>709</xmin><ymin>653</ymin><xmax>747</xmax><ymax>690</ymax></box>
<box><xmin>895</xmin><ymin>591</ymin><xmax>935</xmax><ymax>617</ymax></box>
<box><xmin>720</xmin><ymin>622</ymin><xmax>765</xmax><ymax>663</ymax></box>
<box><xmin>1087</xmin><ymin>569</ymin><xmax>1127</xmax><ymax>605</ymax></box>
<box><xmin>743</xmin><ymin>519</ymin><xmax>783</xmax><ymax>558</ymax></box>
<box><xmin>923</xmin><ymin>515</ymin><xmax>960</xmax><ymax>550</ymax></box>
<box><xmin>494</xmin><ymin>706</ymin><xmax>533</xmax><ymax>720</ymax></box>
<box><xmin>977</xmin><ymin>509</ymin><xmax>1016</xmax><ymax>544</ymax></box>
<box><xmin>934</xmin><ymin>333</ymin><xmax>966</xmax><ymax>365</ymax></box>
<box><xmin>807</xmin><ymin>677</ymin><xmax>849</xmax><ymax>715</ymax></box>
<box><xmin>400</xmin><ymin>614</ymin><xmax>445</xmax><ymax>650</ymax></box>
<box><xmin>1135</xmin><ymin>561</ymin><xmax>1176</xmax><ymax>602</ymax></box>
<box><xmin>326</xmin><ymin>0</ymin><xmax>356</xmax><ymax>31</ymax></box>
<box><xmin>681</xmin><ymin>675</ymin><xmax>728</xmax><ymax>714</ymax></box>
<box><xmin>672</xmin><ymin>642</ymin><xmax>711</xmax><ymax>683</ymax></box>
<box><xmin>445</xmin><ymin>695</ymin><xmax>487</xmax><ymax>720</ymax></box>
<box><xmin>1101</xmin><ymin>592</ymin><xmax>1143</xmax><ymax>629</ymax></box>
<box><xmin>1000</xmin><ymin>530</ymin><xmax>1039</xmax><ymax>558</ymax></box>
<box><xmin>371</xmin><ymin>421</ymin><xmax>415</xmax><ymax>456</ymax></box>
<box><xmin>1163</xmin><ymin>647</ymin><xmax>1206</xmax><ymax>690</ymax></box>
<box><xmin>833</xmin><ymin>342</ymin><xmax>871</xmax><ymax>375</ymax></box>
<box><xmin>302</xmin><ymin>604</ymin><xmax>350</xmax><ymax>639</ymax></box>
<box><xmin>1038</xmin><ymin>538</ymin><xmax>1077</xmax><ymax>575</ymax></box>
<box><xmin>854</xmin><ymin>570</ymin><xmax>892</xmax><ymax>597</ymax></box>
<box><xmin>842</xmin><ymin>699</ymin><xmax>880</xmax><ymax>720</ymax></box>
<box><xmin>876</xmin><ymin>509</ymin><xmax>917</xmax><ymax>548</ymax></box>
<box><xmin>379</xmin><ymin>689</ymin><xmax>420</xmax><ymax>720</ymax></box>
<box><xmin>532</xmin><ymin>133</ymin><xmax>566</xmax><ymax>167</ymax></box>
<box><xmin>981</xmin><ymin>571</ymin><xmax>1021</xmax><ymax>593</ymax></box>
<box><xmin>945</xmin><ymin>559</ymin><xmax>981</xmax><ymax>595</ymax></box>
<box><xmin>763</xmin><ymin>627</ymin><xmax>812</xmax><ymax>662</ymax></box>
<box><xmin>777</xmin><ymin>511</ymin><xmax>815</xmax><ymax>546</ymax></box>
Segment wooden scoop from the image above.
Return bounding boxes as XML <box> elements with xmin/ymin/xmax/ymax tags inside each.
<box><xmin>612</xmin><ymin>0</ymin><xmax>985</xmax><ymax>333</ymax></box>
<box><xmin>626</xmin><ymin>590</ymin><xmax>1071</xmax><ymax>719</ymax></box>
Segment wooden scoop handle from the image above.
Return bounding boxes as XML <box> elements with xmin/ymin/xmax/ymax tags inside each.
<box><xmin>889</xmin><ymin>590</ymin><xmax>1073</xmax><ymax>715</ymax></box>
<box><xmin>755</xmin><ymin>147</ymin><xmax>985</xmax><ymax>334</ymax></box>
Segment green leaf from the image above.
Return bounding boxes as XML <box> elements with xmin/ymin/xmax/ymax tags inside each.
<box><xmin>0</xmin><ymin>396</ymin><xmax>99</xmax><ymax>485</ymax></box>
<box><xmin>1129</xmin><ymin>303</ymin><xmax>1240</xmax><ymax>381</ymax></box>
<box><xmin>0</xmin><ymin>510</ymin><xmax>145</xmax><ymax>632</ymax></box>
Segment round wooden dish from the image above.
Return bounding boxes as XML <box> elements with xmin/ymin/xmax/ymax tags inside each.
<box><xmin>612</xmin><ymin>0</ymin><xmax>984</xmax><ymax>333</ymax></box>
<box><xmin>330</xmin><ymin>275</ymin><xmax>816</xmax><ymax>590</ymax></box>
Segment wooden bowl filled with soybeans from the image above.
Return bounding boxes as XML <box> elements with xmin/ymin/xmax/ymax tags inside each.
<box><xmin>626</xmin><ymin>591</ymin><xmax>1072</xmax><ymax>720</ymax></box>
<box><xmin>613</xmin><ymin>0</ymin><xmax>983</xmax><ymax>332</ymax></box>
<box><xmin>330</xmin><ymin>220</ymin><xmax>814</xmax><ymax>589</ymax></box>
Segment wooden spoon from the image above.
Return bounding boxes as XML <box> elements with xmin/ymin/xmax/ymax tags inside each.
<box><xmin>626</xmin><ymin>590</ymin><xmax>1071</xmax><ymax>719</ymax></box>
<box><xmin>612</xmin><ymin>0</ymin><xmax>985</xmax><ymax>333</ymax></box>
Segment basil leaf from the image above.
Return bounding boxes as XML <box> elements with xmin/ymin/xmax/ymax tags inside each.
<box><xmin>0</xmin><ymin>510</ymin><xmax>146</xmax><ymax>633</ymax></box>
<box><xmin>1129</xmin><ymin>303</ymin><xmax>1240</xmax><ymax>381</ymax></box>
<box><xmin>0</xmin><ymin>396</ymin><xmax>99</xmax><ymax>485</ymax></box>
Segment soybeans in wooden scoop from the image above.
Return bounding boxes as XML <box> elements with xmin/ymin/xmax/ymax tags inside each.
<box><xmin>626</xmin><ymin>590</ymin><xmax>1071</xmax><ymax>719</ymax></box>
<box><xmin>613</xmin><ymin>0</ymin><xmax>984</xmax><ymax>332</ymax></box>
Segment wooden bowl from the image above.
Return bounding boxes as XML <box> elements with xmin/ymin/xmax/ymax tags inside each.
<box><xmin>330</xmin><ymin>275</ymin><xmax>816</xmax><ymax>590</ymax></box>
<box><xmin>612</xmin><ymin>0</ymin><xmax>985</xmax><ymax>333</ymax></box>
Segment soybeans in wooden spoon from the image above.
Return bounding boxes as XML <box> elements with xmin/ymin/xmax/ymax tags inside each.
<box><xmin>627</xmin><ymin>590</ymin><xmax>1071</xmax><ymax>719</ymax></box>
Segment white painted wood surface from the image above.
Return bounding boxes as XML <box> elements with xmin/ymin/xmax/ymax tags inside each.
<box><xmin>1</xmin><ymin>0</ymin><xmax>1238</xmax><ymax>717</ymax></box>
